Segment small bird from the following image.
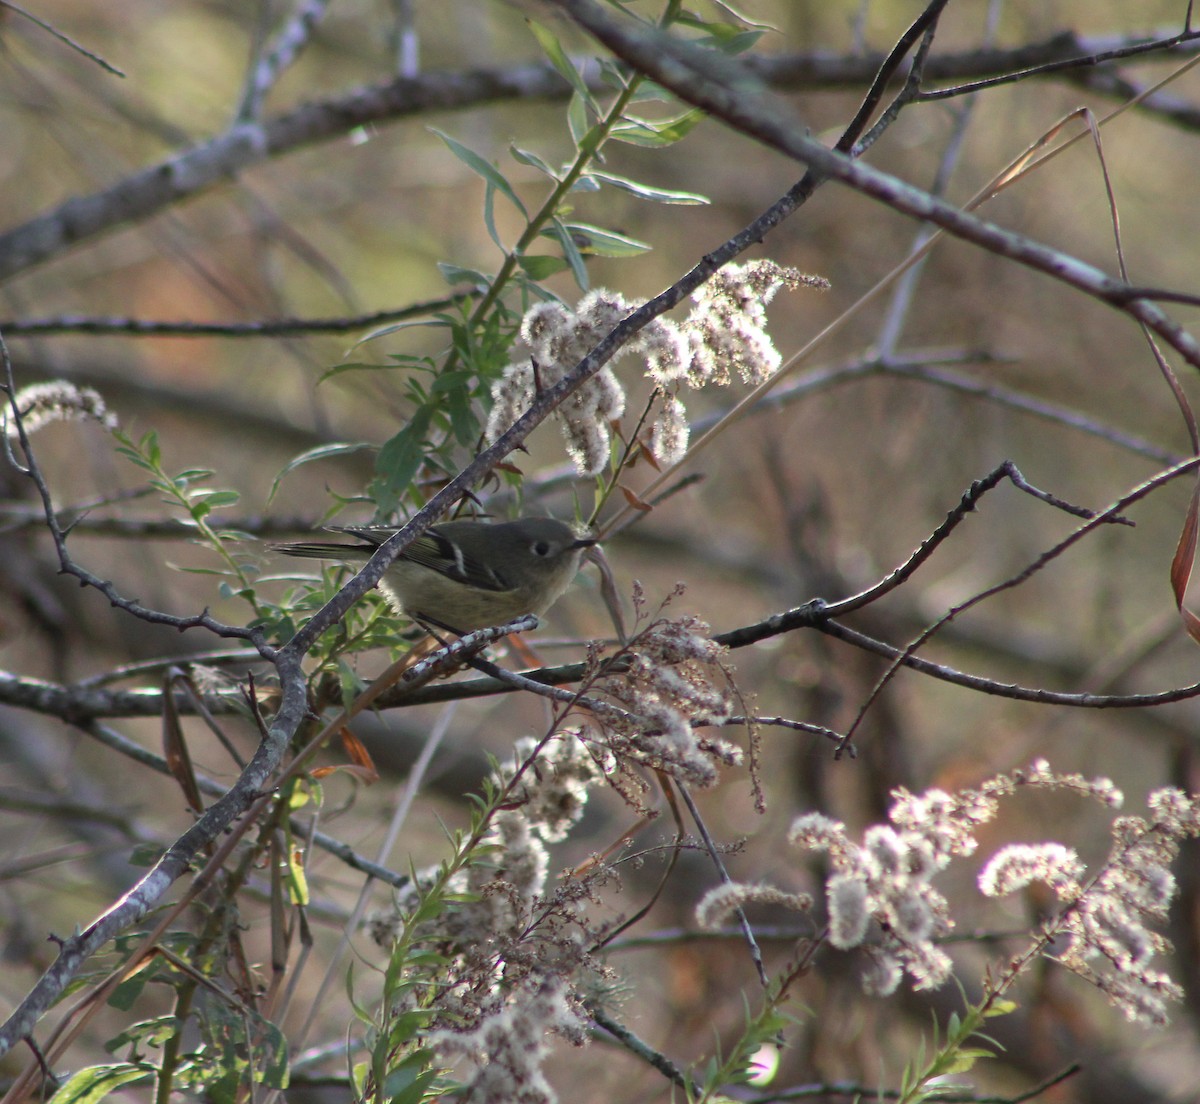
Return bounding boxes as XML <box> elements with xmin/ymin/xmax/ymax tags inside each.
<box><xmin>274</xmin><ymin>516</ymin><xmax>595</xmax><ymax>633</ymax></box>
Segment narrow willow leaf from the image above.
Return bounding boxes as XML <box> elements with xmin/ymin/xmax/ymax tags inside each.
<box><xmin>561</xmin><ymin>221</ymin><xmax>651</xmax><ymax>257</ymax></box>
<box><xmin>49</xmin><ymin>1063</ymin><xmax>152</xmax><ymax>1103</ymax></box>
<box><xmin>268</xmin><ymin>443</ymin><xmax>373</xmax><ymax>505</ymax></box>
<box><xmin>436</xmin><ymin>262</ymin><xmax>491</xmax><ymax>290</ymax></box>
<box><xmin>546</xmin><ymin>217</ymin><xmax>589</xmax><ymax>289</ymax></box>
<box><xmin>611</xmin><ymin>108</ymin><xmax>706</xmax><ymax>147</ymax></box>
<box><xmin>588</xmin><ymin>170</ymin><xmax>709</xmax><ymax>204</ymax></box>
<box><xmin>510</xmin><ymin>144</ymin><xmax>560</xmax><ymax>180</ymax></box>
<box><xmin>526</xmin><ymin>19</ymin><xmax>596</xmax><ymax>107</ymax></box>
<box><xmin>431</xmin><ymin>129</ymin><xmax>527</xmax><ymax>218</ymax></box>
<box><xmin>517</xmin><ymin>254</ymin><xmax>571</xmax><ymax>279</ymax></box>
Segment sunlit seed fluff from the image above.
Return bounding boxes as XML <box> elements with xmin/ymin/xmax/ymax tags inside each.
<box><xmin>733</xmin><ymin>322</ymin><xmax>783</xmax><ymax>384</ymax></box>
<box><xmin>907</xmin><ymin>944</ymin><xmax>954</xmax><ymax>990</ymax></box>
<box><xmin>575</xmin><ymin>288</ymin><xmax>632</xmax><ymax>338</ymax></box>
<box><xmin>637</xmin><ymin>616</ymin><xmax>724</xmax><ymax>665</ymax></box>
<box><xmin>696</xmin><ymin>881</ymin><xmax>812</xmax><ymax>930</ymax></box>
<box><xmin>681</xmin><ymin>315</ymin><xmax>734</xmax><ymax>386</ymax></box>
<box><xmin>562</xmin><ymin>414</ymin><xmax>611</xmax><ymax>477</ymax></box>
<box><xmin>697</xmin><ymin>732</ymin><xmax>744</xmax><ymax>766</ymax></box>
<box><xmin>1088</xmin><ymin>898</ymin><xmax>1154</xmax><ymax>968</ymax></box>
<box><xmin>1125</xmin><ymin>865</ymin><xmax>1177</xmax><ymax>915</ymax></box>
<box><xmin>860</xmin><ymin>950</ymin><xmax>904</xmax><ymax>997</ymax></box>
<box><xmin>863</xmin><ymin>826</ymin><xmax>906</xmax><ymax>878</ymax></box>
<box><xmin>638</xmin><ymin>318</ymin><xmax>692</xmax><ymax>386</ymax></box>
<box><xmin>788</xmin><ymin>812</ymin><xmax>849</xmax><ymax>852</ymax></box>
<box><xmin>484</xmin><ymin>359</ymin><xmax>536</xmax><ymax>444</ymax></box>
<box><xmin>695</xmin><ymin>882</ymin><xmax>755</xmax><ymax>931</ymax></box>
<box><xmin>8</xmin><ymin>381</ymin><xmax>118</xmax><ymax>436</ymax></box>
<box><xmin>683</xmin><ymin>327</ymin><xmax>719</xmax><ymax>386</ymax></box>
<box><xmin>647</xmin><ymin>394</ymin><xmax>689</xmax><ymax>466</ymax></box>
<box><xmin>978</xmin><ymin>843</ymin><xmax>1084</xmax><ymax>898</ymax></box>
<box><xmin>1095</xmin><ymin>967</ymin><xmax>1182</xmax><ymax>1025</ymax></box>
<box><xmin>500</xmin><ymin>735</ymin><xmax>602</xmax><ymax>843</ymax></box>
<box><xmin>827</xmin><ymin>873</ymin><xmax>870</xmax><ymax>949</ymax></box>
<box><xmin>493</xmin><ymin>810</ymin><xmax>549</xmax><ymax>904</ymax></box>
<box><xmin>890</xmin><ymin>889</ymin><xmax>935</xmax><ymax>943</ymax></box>
<box><xmin>1148</xmin><ymin>786</ymin><xmax>1200</xmax><ymax>833</ymax></box>
<box><xmin>520</xmin><ymin>301</ymin><xmax>574</xmax><ymax>361</ymax></box>
<box><xmin>592</xmin><ymin>367</ymin><xmax>626</xmax><ymax>421</ymax></box>
<box><xmin>428</xmin><ymin>976</ymin><xmax>582</xmax><ymax>1104</ymax></box>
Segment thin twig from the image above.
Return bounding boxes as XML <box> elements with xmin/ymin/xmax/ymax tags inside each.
<box><xmin>676</xmin><ymin>782</ymin><xmax>768</xmax><ymax>987</ymax></box>
<box><xmin>836</xmin><ymin>456</ymin><xmax>1200</xmax><ymax>753</ymax></box>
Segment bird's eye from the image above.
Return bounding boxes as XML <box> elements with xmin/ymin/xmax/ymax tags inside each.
<box><xmin>532</xmin><ymin>540</ymin><xmax>551</xmax><ymax>556</ymax></box>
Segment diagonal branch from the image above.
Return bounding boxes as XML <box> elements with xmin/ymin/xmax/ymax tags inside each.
<box><xmin>550</xmin><ymin>0</ymin><xmax>1200</xmax><ymax>375</ymax></box>
<box><xmin>3</xmin><ymin>27</ymin><xmax>1200</xmax><ymax>283</ymax></box>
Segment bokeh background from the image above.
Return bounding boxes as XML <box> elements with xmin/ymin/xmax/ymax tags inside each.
<box><xmin>3</xmin><ymin>1</ymin><xmax>1200</xmax><ymax>1100</ymax></box>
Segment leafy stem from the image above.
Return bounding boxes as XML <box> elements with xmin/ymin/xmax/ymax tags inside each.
<box><xmin>114</xmin><ymin>429</ymin><xmax>268</xmax><ymax>619</ymax></box>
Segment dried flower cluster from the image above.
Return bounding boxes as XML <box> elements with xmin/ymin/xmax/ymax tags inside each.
<box><xmin>496</xmin><ymin>733</ymin><xmax>605</xmax><ymax>843</ymax></box>
<box><xmin>786</xmin><ymin>768</ymin><xmax>1068</xmax><ymax>994</ymax></box>
<box><xmin>362</xmin><ymin>614</ymin><xmax>754</xmax><ymax>1101</ymax></box>
<box><xmin>982</xmin><ymin>785</ymin><xmax>1200</xmax><ymax>1025</ymax></box>
<box><xmin>788</xmin><ymin>784</ymin><xmax>1002</xmax><ymax>994</ymax></box>
<box><xmin>484</xmin><ymin>261</ymin><xmax>828</xmax><ymax>475</ymax></box>
<box><xmin>5</xmin><ymin>381</ymin><xmax>117</xmax><ymax>438</ymax></box>
<box><xmin>367</xmin><ymin>736</ymin><xmax>607</xmax><ymax>1104</ymax></box>
<box><xmin>695</xmin><ymin>881</ymin><xmax>813</xmax><ymax>931</ymax></box>
<box><xmin>782</xmin><ymin>760</ymin><xmax>1200</xmax><ymax>1025</ymax></box>
<box><xmin>598</xmin><ymin>614</ymin><xmax>742</xmax><ymax>789</ymax></box>
<box><xmin>486</xmin><ymin>290</ymin><xmax>629</xmax><ymax>475</ymax></box>
<box><xmin>428</xmin><ymin>975</ymin><xmax>587</xmax><ymax>1104</ymax></box>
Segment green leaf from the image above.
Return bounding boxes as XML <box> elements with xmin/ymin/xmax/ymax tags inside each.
<box><xmin>720</xmin><ymin>29</ymin><xmax>765</xmax><ymax>53</ymax></box>
<box><xmin>255</xmin><ymin>1018</ymin><xmax>290</xmax><ymax>1089</ymax></box>
<box><xmin>567</xmin><ymin>91</ymin><xmax>592</xmax><ymax>150</ymax></box>
<box><xmin>677</xmin><ymin>5</ymin><xmax>776</xmax><ymax>35</ymax></box>
<box><xmin>49</xmin><ymin>1063</ymin><xmax>151</xmax><ymax>1103</ymax></box>
<box><xmin>104</xmin><ymin>1015</ymin><xmax>179</xmax><ymax>1058</ymax></box>
<box><xmin>984</xmin><ymin>999</ymin><xmax>1018</xmax><ymax>1017</ymax></box>
<box><xmin>268</xmin><ymin>442</ymin><xmax>374</xmax><ymax>506</ymax></box>
<box><xmin>437</xmin><ymin>263</ymin><xmax>491</xmax><ymax>290</ymax></box>
<box><xmin>677</xmin><ymin>16</ymin><xmax>768</xmax><ymax>53</ymax></box>
<box><xmin>570</xmin><ymin>174</ymin><xmax>601</xmax><ymax>194</ymax></box>
<box><xmin>431</xmin><ymin>129</ymin><xmax>527</xmax><ymax>218</ymax></box>
<box><xmin>561</xmin><ymin>221</ymin><xmax>651</xmax><ymax>258</ymax></box>
<box><xmin>140</xmin><ymin>430</ymin><xmax>161</xmax><ymax>467</ymax></box>
<box><xmin>429</xmin><ymin>369</ymin><xmax>475</xmax><ymax>395</ymax></box>
<box><xmin>285</xmin><ymin>844</ymin><xmax>310</xmax><ymax>906</ymax></box>
<box><xmin>387</xmin><ymin>1067</ymin><xmax>443</xmax><ymax>1104</ymax></box>
<box><xmin>509</xmin><ymin>145</ymin><xmax>559</xmax><ymax>180</ymax></box>
<box><xmin>944</xmin><ymin>1047</ymin><xmax>995</xmax><ymax>1073</ymax></box>
<box><xmin>127</xmin><ymin>843</ymin><xmax>165</xmax><ymax>867</ymax></box>
<box><xmin>382</xmin><ymin>1050</ymin><xmax>443</xmax><ymax>1104</ymax></box>
<box><xmin>611</xmin><ymin>108</ymin><xmax>706</xmax><ymax>147</ymax></box>
<box><xmin>107</xmin><ymin>970</ymin><xmax>153</xmax><ymax>1012</ymax></box>
<box><xmin>373</xmin><ymin>405</ymin><xmax>434</xmax><ymax>514</ymax></box>
<box><xmin>200</xmin><ymin>490</ymin><xmax>240</xmax><ymax>510</ymax></box>
<box><xmin>526</xmin><ymin>19</ymin><xmax>595</xmax><ymax>106</ymax></box>
<box><xmin>483</xmin><ymin>181</ymin><xmax>504</xmax><ymax>251</ymax></box>
<box><xmin>546</xmin><ymin>218</ymin><xmax>589</xmax><ymax>290</ymax></box>
<box><xmin>318</xmin><ymin>360</ymin><xmax>379</xmax><ymax>380</ymax></box>
<box><xmin>587</xmin><ymin>170</ymin><xmax>709</xmax><ymax>205</ymax></box>
<box><xmin>517</xmin><ymin>254</ymin><xmax>571</xmax><ymax>279</ymax></box>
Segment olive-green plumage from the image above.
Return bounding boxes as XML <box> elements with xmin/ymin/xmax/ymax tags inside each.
<box><xmin>275</xmin><ymin>517</ymin><xmax>593</xmax><ymax>632</ymax></box>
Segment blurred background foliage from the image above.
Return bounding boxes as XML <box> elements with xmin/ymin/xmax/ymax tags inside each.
<box><xmin>3</xmin><ymin>1</ymin><xmax>1200</xmax><ymax>1101</ymax></box>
